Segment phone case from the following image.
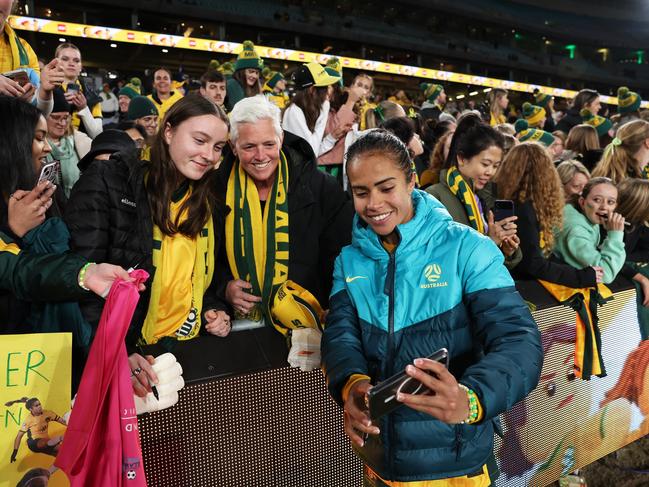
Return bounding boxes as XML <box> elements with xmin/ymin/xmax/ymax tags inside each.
<box><xmin>367</xmin><ymin>348</ymin><xmax>448</xmax><ymax>420</ymax></box>
<box><xmin>38</xmin><ymin>161</ymin><xmax>60</xmax><ymax>186</ymax></box>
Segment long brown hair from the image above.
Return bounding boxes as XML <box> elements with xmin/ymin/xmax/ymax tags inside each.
<box><xmin>288</xmin><ymin>86</ymin><xmax>329</xmax><ymax>132</ymax></box>
<box><xmin>565</xmin><ymin>124</ymin><xmax>599</xmax><ymax>153</ymax></box>
<box><xmin>232</xmin><ymin>69</ymin><xmax>262</xmax><ymax>98</ymax></box>
<box><xmin>617</xmin><ymin>178</ymin><xmax>649</xmax><ymax>225</ymax></box>
<box><xmin>148</xmin><ymin>94</ymin><xmax>229</xmax><ymax>237</ymax></box>
<box><xmin>592</xmin><ymin>119</ymin><xmax>649</xmax><ymax>184</ymax></box>
<box><xmin>495</xmin><ymin>142</ymin><xmax>564</xmax><ymax>251</ymax></box>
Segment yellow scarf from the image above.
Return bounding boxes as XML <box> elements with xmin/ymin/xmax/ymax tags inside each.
<box><xmin>446</xmin><ymin>166</ymin><xmax>485</xmax><ymax>234</ymax></box>
<box><xmin>225</xmin><ymin>152</ymin><xmax>290</xmax><ymax>329</ymax></box>
<box><xmin>141</xmin><ymin>189</ymin><xmax>215</xmax><ymax>344</ymax></box>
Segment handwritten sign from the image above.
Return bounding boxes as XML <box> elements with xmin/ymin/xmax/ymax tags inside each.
<box><xmin>0</xmin><ymin>333</ymin><xmax>72</xmax><ymax>487</ymax></box>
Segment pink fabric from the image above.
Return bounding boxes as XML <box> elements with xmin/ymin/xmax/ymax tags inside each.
<box><xmin>318</xmin><ymin>104</ymin><xmax>356</xmax><ymax>166</ymax></box>
<box><xmin>55</xmin><ymin>270</ymin><xmax>150</xmax><ymax>486</ymax></box>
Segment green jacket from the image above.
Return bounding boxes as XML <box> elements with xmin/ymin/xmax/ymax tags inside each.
<box><xmin>225</xmin><ymin>78</ymin><xmax>245</xmax><ymax>112</ymax></box>
<box><xmin>553</xmin><ymin>204</ymin><xmax>626</xmax><ymax>284</ymax></box>
<box><xmin>0</xmin><ymin>231</ymin><xmax>88</xmax><ymax>331</ymax></box>
<box><xmin>427</xmin><ymin>171</ymin><xmax>522</xmax><ymax>270</ymax></box>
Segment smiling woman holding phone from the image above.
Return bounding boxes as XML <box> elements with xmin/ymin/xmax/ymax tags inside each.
<box><xmin>322</xmin><ymin>130</ymin><xmax>542</xmax><ymax>487</ymax></box>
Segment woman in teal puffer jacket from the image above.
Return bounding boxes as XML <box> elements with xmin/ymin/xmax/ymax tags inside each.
<box><xmin>321</xmin><ymin>130</ymin><xmax>542</xmax><ymax>486</ymax></box>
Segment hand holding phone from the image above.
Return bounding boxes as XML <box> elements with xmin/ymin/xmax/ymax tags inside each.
<box><xmin>3</xmin><ymin>69</ymin><xmax>30</xmax><ymax>87</ymax></box>
<box><xmin>38</xmin><ymin>160</ymin><xmax>60</xmax><ymax>186</ymax></box>
<box><xmin>367</xmin><ymin>348</ymin><xmax>448</xmax><ymax>420</ymax></box>
<box><xmin>493</xmin><ymin>199</ymin><xmax>515</xmax><ymax>223</ymax></box>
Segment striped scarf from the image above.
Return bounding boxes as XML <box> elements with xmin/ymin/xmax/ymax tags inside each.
<box><xmin>538</xmin><ymin>280</ymin><xmax>612</xmax><ymax>380</ymax></box>
<box><xmin>446</xmin><ymin>166</ymin><xmax>485</xmax><ymax>234</ymax></box>
<box><xmin>225</xmin><ymin>152</ymin><xmax>290</xmax><ymax>326</ymax></box>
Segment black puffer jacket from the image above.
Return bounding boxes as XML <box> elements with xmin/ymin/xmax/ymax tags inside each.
<box><xmin>205</xmin><ymin>131</ymin><xmax>354</xmax><ymax>313</ymax></box>
<box><xmin>556</xmin><ymin>107</ymin><xmax>583</xmax><ymax>134</ymax></box>
<box><xmin>64</xmin><ymin>151</ymin><xmax>224</xmax><ymax>343</ymax></box>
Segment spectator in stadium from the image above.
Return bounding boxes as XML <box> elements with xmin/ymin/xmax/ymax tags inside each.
<box><xmin>428</xmin><ymin>114</ymin><xmax>521</xmax><ymax>269</ymax></box>
<box><xmin>352</xmin><ymin>73</ymin><xmax>376</xmax><ymax>130</ymax></box>
<box><xmin>549</xmin><ymin>130</ymin><xmax>566</xmax><ymax>161</ymax></box>
<box><xmin>554</xmin><ymin>177</ymin><xmax>626</xmax><ymax>284</ymax></box>
<box><xmin>261</xmin><ymin>68</ymin><xmax>288</xmax><ymax>110</ymax></box>
<box><xmin>387</xmin><ymin>89</ymin><xmax>412</xmax><ymax>107</ymax></box>
<box><xmin>322</xmin><ymin>129</ymin><xmax>541</xmax><ymax>487</ymax></box>
<box><xmin>77</xmin><ymin>128</ymin><xmax>139</xmax><ymax>172</ymax></box>
<box><xmin>54</xmin><ymin>42</ymin><xmax>103</xmax><ymax>138</ymax></box>
<box><xmin>116</xmin><ymin>78</ymin><xmax>141</xmax><ymax>123</ymax></box>
<box><xmin>487</xmin><ymin>88</ymin><xmax>509</xmax><ymax>126</ymax></box>
<box><xmin>99</xmin><ymin>82</ymin><xmax>119</xmax><ymax>125</ymax></box>
<box><xmin>592</xmin><ymin>120</ymin><xmax>649</xmax><ymax>184</ymax></box>
<box><xmin>147</xmin><ymin>67</ymin><xmax>184</xmax><ymax>122</ymax></box>
<box><xmin>420</xmin><ymin>130</ymin><xmax>453</xmax><ymax>189</ymax></box>
<box><xmin>46</xmin><ymin>88</ymin><xmax>92</xmax><ymax>197</ymax></box>
<box><xmin>318</xmin><ymin>58</ymin><xmax>363</xmax><ymax>179</ymax></box>
<box><xmin>113</xmin><ymin>121</ymin><xmax>147</xmax><ymax>155</ymax></box>
<box><xmin>65</xmin><ymin>94</ymin><xmax>231</xmax><ymax>345</ymax></box>
<box><xmin>534</xmin><ymin>89</ymin><xmax>556</xmax><ymax>132</ymax></box>
<box><xmin>419</xmin><ymin>83</ymin><xmax>446</xmax><ymax>122</ymax></box>
<box><xmin>225</xmin><ymin>40</ymin><xmax>264</xmax><ymax>111</ymax></box>
<box><xmin>127</xmin><ymin>96</ymin><xmax>158</xmax><ymax>138</ymax></box>
<box><xmin>556</xmin><ymin>89</ymin><xmax>601</xmax><ymax>134</ymax></box>
<box><xmin>616</xmin><ymin>86</ymin><xmax>642</xmax><ymax>127</ymax></box>
<box><xmin>616</xmin><ymin>178</ymin><xmax>649</xmax><ymax>305</ymax></box>
<box><xmin>209</xmin><ymin>95</ymin><xmax>353</xmax><ymax>333</ymax></box>
<box><xmin>496</xmin><ymin>142</ymin><xmax>602</xmax><ymax>287</ymax></box>
<box><xmin>380</xmin><ymin>117</ymin><xmax>424</xmax><ymax>161</ymax></box>
<box><xmin>282</xmin><ymin>62</ymin><xmax>342</xmax><ymax>157</ymax></box>
<box><xmin>561</xmin><ymin>124</ymin><xmax>602</xmax><ymax>171</ymax></box>
<box><xmin>557</xmin><ymin>159</ymin><xmax>591</xmax><ymax>201</ymax></box>
<box><xmin>200</xmin><ymin>69</ymin><xmax>227</xmax><ymax>110</ymax></box>
<box><xmin>513</xmin><ymin>119</ymin><xmax>555</xmax><ymax>147</ymax></box>
<box><xmin>0</xmin><ymin>0</ymin><xmax>38</xmax><ymax>100</ymax></box>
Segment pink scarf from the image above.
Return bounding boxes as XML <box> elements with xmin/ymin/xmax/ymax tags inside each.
<box><xmin>55</xmin><ymin>270</ymin><xmax>150</xmax><ymax>486</ymax></box>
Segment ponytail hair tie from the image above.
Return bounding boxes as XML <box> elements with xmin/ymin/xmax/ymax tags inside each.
<box><xmin>612</xmin><ymin>137</ymin><xmax>622</xmax><ymax>146</ymax></box>
<box><xmin>407</xmin><ymin>107</ymin><xmax>417</xmax><ymax>119</ymax></box>
<box><xmin>374</xmin><ymin>105</ymin><xmax>385</xmax><ymax>122</ymax></box>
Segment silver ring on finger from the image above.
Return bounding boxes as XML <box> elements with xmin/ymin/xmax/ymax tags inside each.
<box><xmin>131</xmin><ymin>367</ymin><xmax>142</xmax><ymax>377</ymax></box>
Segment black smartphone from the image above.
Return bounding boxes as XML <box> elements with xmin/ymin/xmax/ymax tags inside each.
<box><xmin>38</xmin><ymin>160</ymin><xmax>60</xmax><ymax>186</ymax></box>
<box><xmin>493</xmin><ymin>199</ymin><xmax>515</xmax><ymax>222</ymax></box>
<box><xmin>367</xmin><ymin>348</ymin><xmax>448</xmax><ymax>420</ymax></box>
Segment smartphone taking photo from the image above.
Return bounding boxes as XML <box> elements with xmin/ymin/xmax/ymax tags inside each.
<box><xmin>3</xmin><ymin>69</ymin><xmax>30</xmax><ymax>87</ymax></box>
<box><xmin>38</xmin><ymin>160</ymin><xmax>60</xmax><ymax>187</ymax></box>
<box><xmin>493</xmin><ymin>199</ymin><xmax>515</xmax><ymax>222</ymax></box>
<box><xmin>367</xmin><ymin>348</ymin><xmax>448</xmax><ymax>420</ymax></box>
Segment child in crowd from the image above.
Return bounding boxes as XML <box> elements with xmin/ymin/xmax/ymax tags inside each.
<box><xmin>554</xmin><ymin>177</ymin><xmax>626</xmax><ymax>284</ymax></box>
<box><xmin>593</xmin><ymin>119</ymin><xmax>649</xmax><ymax>183</ymax></box>
<box><xmin>557</xmin><ymin>159</ymin><xmax>590</xmax><ymax>202</ymax></box>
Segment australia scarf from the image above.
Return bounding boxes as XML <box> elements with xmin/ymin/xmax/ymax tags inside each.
<box><xmin>225</xmin><ymin>152</ymin><xmax>290</xmax><ymax>327</ymax></box>
<box><xmin>446</xmin><ymin>166</ymin><xmax>485</xmax><ymax>234</ymax></box>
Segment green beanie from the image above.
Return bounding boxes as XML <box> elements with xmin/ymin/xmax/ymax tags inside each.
<box><xmin>118</xmin><ymin>77</ymin><xmax>142</xmax><ymax>100</ymax></box>
<box><xmin>420</xmin><ymin>83</ymin><xmax>443</xmax><ymax>103</ymax></box>
<box><xmin>514</xmin><ymin>119</ymin><xmax>554</xmax><ymax>147</ymax></box>
<box><xmin>219</xmin><ymin>61</ymin><xmax>235</xmax><ymax>77</ymax></box>
<box><xmin>522</xmin><ymin>102</ymin><xmax>546</xmax><ymax>127</ymax></box>
<box><xmin>235</xmin><ymin>40</ymin><xmax>263</xmax><ymax>71</ymax></box>
<box><xmin>262</xmin><ymin>67</ymin><xmax>285</xmax><ymax>89</ymax></box>
<box><xmin>208</xmin><ymin>59</ymin><xmax>220</xmax><ymax>71</ymax></box>
<box><xmin>325</xmin><ymin>57</ymin><xmax>343</xmax><ymax>86</ymax></box>
<box><xmin>534</xmin><ymin>89</ymin><xmax>552</xmax><ymax>109</ymax></box>
<box><xmin>127</xmin><ymin>96</ymin><xmax>158</xmax><ymax>120</ymax></box>
<box><xmin>580</xmin><ymin>108</ymin><xmax>613</xmax><ymax>137</ymax></box>
<box><xmin>618</xmin><ymin>86</ymin><xmax>641</xmax><ymax>114</ymax></box>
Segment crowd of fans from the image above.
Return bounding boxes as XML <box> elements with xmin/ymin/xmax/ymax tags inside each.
<box><xmin>2</xmin><ymin>9</ymin><xmax>649</xmax><ymax>485</ymax></box>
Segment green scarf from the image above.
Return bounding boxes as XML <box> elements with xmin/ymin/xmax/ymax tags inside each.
<box><xmin>4</xmin><ymin>24</ymin><xmax>30</xmax><ymax>69</ymax></box>
<box><xmin>446</xmin><ymin>166</ymin><xmax>485</xmax><ymax>233</ymax></box>
<box><xmin>48</xmin><ymin>136</ymin><xmax>79</xmax><ymax>198</ymax></box>
<box><xmin>225</xmin><ymin>152</ymin><xmax>290</xmax><ymax>326</ymax></box>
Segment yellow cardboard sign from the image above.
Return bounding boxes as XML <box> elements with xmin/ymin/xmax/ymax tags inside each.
<box><xmin>9</xmin><ymin>15</ymin><xmax>647</xmax><ymax>107</ymax></box>
<box><xmin>0</xmin><ymin>333</ymin><xmax>72</xmax><ymax>487</ymax></box>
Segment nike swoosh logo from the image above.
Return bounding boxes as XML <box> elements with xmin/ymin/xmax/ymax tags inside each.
<box><xmin>345</xmin><ymin>276</ymin><xmax>367</xmax><ymax>283</ymax></box>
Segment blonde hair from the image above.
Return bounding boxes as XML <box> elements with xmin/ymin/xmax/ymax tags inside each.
<box><xmin>364</xmin><ymin>100</ymin><xmax>403</xmax><ymax>129</ymax></box>
<box><xmin>617</xmin><ymin>178</ymin><xmax>649</xmax><ymax>225</ymax></box>
<box><xmin>565</xmin><ymin>124</ymin><xmax>599</xmax><ymax>153</ymax></box>
<box><xmin>592</xmin><ymin>119</ymin><xmax>649</xmax><ymax>184</ymax></box>
<box><xmin>556</xmin><ymin>159</ymin><xmax>590</xmax><ymax>186</ymax></box>
<box><xmin>488</xmin><ymin>88</ymin><xmax>508</xmax><ymax>120</ymax></box>
<box><xmin>495</xmin><ymin>123</ymin><xmax>515</xmax><ymax>136</ymax></box>
<box><xmin>495</xmin><ymin>142</ymin><xmax>564</xmax><ymax>252</ymax></box>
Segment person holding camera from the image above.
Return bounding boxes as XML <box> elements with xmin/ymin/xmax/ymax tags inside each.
<box><xmin>322</xmin><ymin>130</ymin><xmax>542</xmax><ymax>486</ymax></box>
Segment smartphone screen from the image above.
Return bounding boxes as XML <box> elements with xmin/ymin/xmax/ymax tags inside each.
<box><xmin>66</xmin><ymin>83</ymin><xmax>80</xmax><ymax>93</ymax></box>
<box><xmin>494</xmin><ymin>199</ymin><xmax>515</xmax><ymax>222</ymax></box>
<box><xmin>38</xmin><ymin>160</ymin><xmax>60</xmax><ymax>186</ymax></box>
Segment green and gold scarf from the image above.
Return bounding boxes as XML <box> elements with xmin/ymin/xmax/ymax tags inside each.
<box><xmin>225</xmin><ymin>152</ymin><xmax>290</xmax><ymax>327</ymax></box>
<box><xmin>446</xmin><ymin>166</ymin><xmax>485</xmax><ymax>234</ymax></box>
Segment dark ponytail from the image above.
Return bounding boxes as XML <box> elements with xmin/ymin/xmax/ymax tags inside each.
<box><xmin>444</xmin><ymin>113</ymin><xmax>504</xmax><ymax>169</ymax></box>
